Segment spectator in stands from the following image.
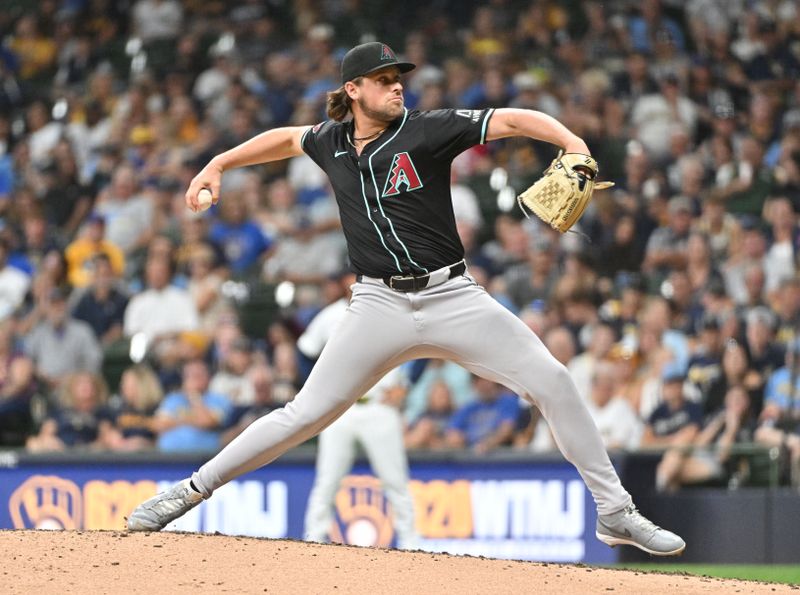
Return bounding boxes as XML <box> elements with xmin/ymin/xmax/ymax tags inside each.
<box><xmin>209</xmin><ymin>336</ymin><xmax>256</xmax><ymax>407</ymax></box>
<box><xmin>716</xmin><ymin>136</ymin><xmax>773</xmax><ymax>216</ymax></box>
<box><xmin>603</xmin><ymin>272</ymin><xmax>647</xmax><ymax>339</ymax></box>
<box><xmin>0</xmin><ymin>237</ymin><xmax>30</xmax><ymax>321</ymax></box>
<box><xmin>773</xmin><ymin>277</ymin><xmax>800</xmax><ymax>348</ymax></box>
<box><xmin>642</xmin><ymin>195</ymin><xmax>692</xmax><ymax>288</ymax></box>
<box><xmin>14</xmin><ymin>211</ymin><xmax>59</xmax><ymax>276</ymax></box>
<box><xmin>24</xmin><ymin>287</ymin><xmax>102</xmax><ymax>390</ymax></box>
<box><xmin>403</xmin><ymin>360</ymin><xmax>473</xmax><ymax>424</ymax></box>
<box><xmin>64</xmin><ymin>213</ymin><xmax>125</xmax><ymax>288</ymax></box>
<box><xmin>502</xmin><ymin>237</ymin><xmax>559</xmax><ymax>312</ymax></box>
<box><xmin>665</xmin><ymin>269</ymin><xmax>699</xmax><ymax>335</ymax></box>
<box><xmin>271</xmin><ymin>341</ymin><xmax>300</xmax><ymax>405</ymax></box>
<box><xmin>0</xmin><ymin>319</ymin><xmax>36</xmax><ymax>446</ymax></box>
<box><xmin>40</xmin><ymin>141</ymin><xmax>93</xmax><ymax>240</ymax></box>
<box><xmin>686</xmin><ymin>231</ymin><xmax>722</xmax><ymax>299</ymax></box>
<box><xmin>15</xmin><ymin>247</ymin><xmax>70</xmax><ymax>336</ymax></box>
<box><xmin>755</xmin><ymin>338</ymin><xmax>800</xmax><ymax>483</ymax></box>
<box><xmin>175</xmin><ymin>211</ymin><xmax>222</xmax><ymax>273</ymax></box>
<box><xmin>631</xmin><ymin>74</ymin><xmax>696</xmax><ymax>162</ymax></box>
<box><xmin>723</xmin><ymin>216</ymin><xmax>768</xmax><ymax>306</ymax></box>
<box><xmin>586</xmin><ymin>361</ymin><xmax>643</xmax><ymax>450</ymax></box>
<box><xmin>71</xmin><ymin>253</ymin><xmax>129</xmax><ymax>347</ymax></box>
<box><xmin>221</xmin><ymin>362</ymin><xmax>281</xmax><ymax>446</ymax></box>
<box><xmin>694</xmin><ymin>192</ymin><xmax>741</xmax><ymax>267</ymax></box>
<box><xmin>628</xmin><ymin>0</ymin><xmax>686</xmax><ymax>55</ymax></box>
<box><xmin>260</xmin><ymin>179</ymin><xmax>344</xmax><ymax>285</ymax></box>
<box><xmin>763</xmin><ymin>197</ymin><xmax>799</xmax><ymax>296</ymax></box>
<box><xmin>641</xmin><ymin>363</ymin><xmax>704</xmax><ymax>491</ymax></box>
<box><xmin>642</xmin><ymin>295</ymin><xmax>691</xmax><ymax>373</ymax></box>
<box><xmin>26</xmin><ymin>371</ymin><xmax>112</xmax><ymax>452</ymax></box>
<box><xmin>596</xmin><ymin>213</ymin><xmax>645</xmax><ymax>280</ymax></box>
<box><xmin>185</xmin><ymin>241</ymin><xmax>227</xmax><ymax>335</ymax></box>
<box><xmin>105</xmin><ymin>364</ymin><xmax>163</xmax><ymax>451</ymax></box>
<box><xmin>544</xmin><ymin>326</ymin><xmax>577</xmax><ymax>369</ymax></box>
<box><xmin>568</xmin><ymin>322</ymin><xmax>617</xmax><ymax>402</ymax></box>
<box><xmin>123</xmin><ymin>254</ymin><xmax>199</xmax><ymax>363</ymax></box>
<box><xmin>735</xmin><ymin>262</ymin><xmax>768</xmax><ymax>318</ymax></box>
<box><xmin>685</xmin><ymin>313</ymin><xmax>724</xmax><ymax>402</ymax></box>
<box><xmin>703</xmin><ymin>338</ymin><xmax>762</xmax><ymax>419</ymax></box>
<box><xmin>743</xmin><ymin>307</ymin><xmax>784</xmax><ymax>401</ymax></box>
<box><xmin>633</xmin><ymin>323</ymin><xmax>679</xmax><ymax>420</ymax></box>
<box><xmin>661</xmin><ymin>385</ymin><xmax>756</xmax><ymax>491</ymax></box>
<box><xmin>444</xmin><ymin>376</ymin><xmax>521</xmax><ymax>454</ymax></box>
<box><xmin>405</xmin><ymin>380</ymin><xmax>455</xmax><ymax>450</ymax></box>
<box><xmin>209</xmin><ymin>191</ymin><xmax>272</xmax><ymax>278</ymax></box>
<box><xmin>94</xmin><ymin>165</ymin><xmax>154</xmax><ymax>257</ymax></box>
<box><xmin>152</xmin><ymin>359</ymin><xmax>232</xmax><ymax>453</ymax></box>
<box><xmin>7</xmin><ymin>14</ymin><xmax>56</xmax><ymax>84</ymax></box>
<box><xmin>773</xmin><ymin>135</ymin><xmax>800</xmax><ymax>207</ymax></box>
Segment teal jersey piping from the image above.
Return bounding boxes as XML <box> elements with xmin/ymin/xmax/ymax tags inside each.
<box><xmin>358</xmin><ymin>165</ymin><xmax>403</xmax><ymax>272</ymax></box>
<box><xmin>480</xmin><ymin>108</ymin><xmax>495</xmax><ymax>145</ymax></box>
<box><xmin>368</xmin><ymin>108</ymin><xmax>428</xmax><ymax>273</ymax></box>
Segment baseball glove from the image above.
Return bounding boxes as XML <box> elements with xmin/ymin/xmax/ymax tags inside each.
<box><xmin>517</xmin><ymin>151</ymin><xmax>614</xmax><ymax>233</ymax></box>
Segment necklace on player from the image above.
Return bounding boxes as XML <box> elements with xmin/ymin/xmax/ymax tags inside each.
<box><xmin>347</xmin><ymin>126</ymin><xmax>387</xmax><ymax>147</ymax></box>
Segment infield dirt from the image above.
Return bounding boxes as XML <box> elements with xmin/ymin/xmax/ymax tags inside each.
<box><xmin>0</xmin><ymin>530</ymin><xmax>795</xmax><ymax>594</ymax></box>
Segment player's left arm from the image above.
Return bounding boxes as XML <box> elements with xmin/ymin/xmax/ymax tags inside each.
<box><xmin>485</xmin><ymin>108</ymin><xmax>590</xmax><ymax>154</ymax></box>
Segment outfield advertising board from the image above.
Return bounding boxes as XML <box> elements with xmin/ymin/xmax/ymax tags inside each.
<box><xmin>0</xmin><ymin>456</ymin><xmax>615</xmax><ymax>564</ymax></box>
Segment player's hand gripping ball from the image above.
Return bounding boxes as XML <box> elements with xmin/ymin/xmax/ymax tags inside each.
<box><xmin>197</xmin><ymin>188</ymin><xmax>214</xmax><ymax>211</ymax></box>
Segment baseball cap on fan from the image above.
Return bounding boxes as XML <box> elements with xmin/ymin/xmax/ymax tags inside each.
<box><xmin>340</xmin><ymin>42</ymin><xmax>415</xmax><ymax>84</ymax></box>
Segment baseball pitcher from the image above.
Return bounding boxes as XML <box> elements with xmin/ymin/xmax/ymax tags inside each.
<box><xmin>127</xmin><ymin>42</ymin><xmax>685</xmax><ymax>557</ymax></box>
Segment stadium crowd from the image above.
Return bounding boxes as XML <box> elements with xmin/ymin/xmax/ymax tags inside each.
<box><xmin>1</xmin><ymin>0</ymin><xmax>800</xmax><ymax>491</ymax></box>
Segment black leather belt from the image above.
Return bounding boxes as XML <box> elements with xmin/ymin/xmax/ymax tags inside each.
<box><xmin>357</xmin><ymin>260</ymin><xmax>467</xmax><ymax>292</ymax></box>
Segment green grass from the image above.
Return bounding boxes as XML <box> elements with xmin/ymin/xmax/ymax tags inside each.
<box><xmin>613</xmin><ymin>564</ymin><xmax>800</xmax><ymax>585</ymax></box>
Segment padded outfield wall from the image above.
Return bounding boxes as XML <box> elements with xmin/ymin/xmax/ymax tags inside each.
<box><xmin>0</xmin><ymin>450</ymin><xmax>615</xmax><ymax>564</ymax></box>
<box><xmin>2</xmin><ymin>449</ymin><xmax>798</xmax><ymax>564</ymax></box>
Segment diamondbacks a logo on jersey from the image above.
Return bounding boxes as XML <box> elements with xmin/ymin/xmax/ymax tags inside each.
<box><xmin>382</xmin><ymin>152</ymin><xmax>423</xmax><ymax>197</ymax></box>
<box><xmin>380</xmin><ymin>44</ymin><xmax>396</xmax><ymax>61</ymax></box>
<box><xmin>456</xmin><ymin>109</ymin><xmax>481</xmax><ymax>123</ymax></box>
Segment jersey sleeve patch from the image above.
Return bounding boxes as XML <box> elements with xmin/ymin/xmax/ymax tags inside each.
<box><xmin>302</xmin><ymin>121</ymin><xmax>332</xmax><ymax>165</ymax></box>
<box><xmin>422</xmin><ymin>108</ymin><xmax>494</xmax><ymax>161</ymax></box>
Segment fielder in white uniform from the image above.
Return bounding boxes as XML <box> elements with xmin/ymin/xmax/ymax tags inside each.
<box><xmin>302</xmin><ymin>365</ymin><xmax>417</xmax><ymax>548</ymax></box>
<box><xmin>298</xmin><ymin>278</ymin><xmax>417</xmax><ymax>548</ymax></box>
<box><xmin>127</xmin><ymin>42</ymin><xmax>685</xmax><ymax>557</ymax></box>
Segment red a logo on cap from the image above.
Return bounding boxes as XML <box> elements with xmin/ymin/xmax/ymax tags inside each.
<box><xmin>381</xmin><ymin>44</ymin><xmax>395</xmax><ymax>61</ymax></box>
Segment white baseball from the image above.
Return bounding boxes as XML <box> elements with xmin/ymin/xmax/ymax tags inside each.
<box><xmin>197</xmin><ymin>188</ymin><xmax>214</xmax><ymax>211</ymax></box>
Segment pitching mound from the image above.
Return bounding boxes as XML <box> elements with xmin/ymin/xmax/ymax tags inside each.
<box><xmin>0</xmin><ymin>530</ymin><xmax>794</xmax><ymax>594</ymax></box>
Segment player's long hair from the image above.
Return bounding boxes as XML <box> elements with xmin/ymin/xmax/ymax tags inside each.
<box><xmin>326</xmin><ymin>77</ymin><xmax>363</xmax><ymax>121</ymax></box>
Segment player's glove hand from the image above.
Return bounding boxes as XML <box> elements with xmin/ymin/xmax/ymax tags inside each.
<box><xmin>517</xmin><ymin>151</ymin><xmax>614</xmax><ymax>233</ymax></box>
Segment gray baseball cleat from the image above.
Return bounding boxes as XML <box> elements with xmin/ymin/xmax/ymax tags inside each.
<box><xmin>596</xmin><ymin>504</ymin><xmax>686</xmax><ymax>556</ymax></box>
<box><xmin>126</xmin><ymin>478</ymin><xmax>203</xmax><ymax>531</ymax></box>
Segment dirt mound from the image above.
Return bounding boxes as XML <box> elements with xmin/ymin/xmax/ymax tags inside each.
<box><xmin>0</xmin><ymin>530</ymin><xmax>793</xmax><ymax>594</ymax></box>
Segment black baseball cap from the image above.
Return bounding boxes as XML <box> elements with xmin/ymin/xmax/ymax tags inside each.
<box><xmin>340</xmin><ymin>42</ymin><xmax>415</xmax><ymax>84</ymax></box>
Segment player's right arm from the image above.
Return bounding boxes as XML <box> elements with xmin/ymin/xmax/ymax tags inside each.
<box><xmin>185</xmin><ymin>126</ymin><xmax>311</xmax><ymax>212</ymax></box>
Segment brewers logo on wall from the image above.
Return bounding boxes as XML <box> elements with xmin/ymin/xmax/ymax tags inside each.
<box><xmin>329</xmin><ymin>475</ymin><xmax>395</xmax><ymax>547</ymax></box>
<box><xmin>9</xmin><ymin>475</ymin><xmax>83</xmax><ymax>530</ymax></box>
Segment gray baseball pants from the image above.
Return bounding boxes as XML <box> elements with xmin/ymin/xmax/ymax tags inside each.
<box><xmin>192</xmin><ymin>273</ymin><xmax>633</xmax><ymax>516</ymax></box>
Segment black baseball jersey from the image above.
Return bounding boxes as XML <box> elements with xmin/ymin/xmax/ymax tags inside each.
<box><xmin>301</xmin><ymin>107</ymin><xmax>495</xmax><ymax>277</ymax></box>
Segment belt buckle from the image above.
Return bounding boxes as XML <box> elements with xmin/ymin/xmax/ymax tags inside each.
<box><xmin>388</xmin><ymin>274</ymin><xmax>429</xmax><ymax>291</ymax></box>
<box><xmin>388</xmin><ymin>275</ymin><xmax>403</xmax><ymax>290</ymax></box>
